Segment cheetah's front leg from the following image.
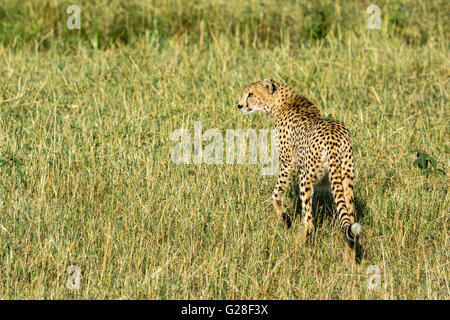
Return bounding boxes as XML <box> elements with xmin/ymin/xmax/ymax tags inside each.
<box><xmin>272</xmin><ymin>162</ymin><xmax>297</xmax><ymax>219</ymax></box>
<box><xmin>299</xmin><ymin>171</ymin><xmax>314</xmax><ymax>237</ymax></box>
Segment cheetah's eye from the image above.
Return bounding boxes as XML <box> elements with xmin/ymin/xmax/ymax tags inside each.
<box><xmin>247</xmin><ymin>92</ymin><xmax>253</xmax><ymax>99</ymax></box>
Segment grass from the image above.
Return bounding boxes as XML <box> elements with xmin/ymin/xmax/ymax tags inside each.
<box><xmin>0</xmin><ymin>0</ymin><xmax>448</xmax><ymax>299</ymax></box>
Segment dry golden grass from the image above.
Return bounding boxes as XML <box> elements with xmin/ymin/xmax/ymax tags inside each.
<box><xmin>0</xmin><ymin>0</ymin><xmax>448</xmax><ymax>299</ymax></box>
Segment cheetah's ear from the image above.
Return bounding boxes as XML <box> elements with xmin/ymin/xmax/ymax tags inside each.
<box><xmin>262</xmin><ymin>79</ymin><xmax>275</xmax><ymax>94</ymax></box>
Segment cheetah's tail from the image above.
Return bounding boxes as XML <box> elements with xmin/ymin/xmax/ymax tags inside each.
<box><xmin>349</xmin><ymin>222</ymin><xmax>362</xmax><ymax>241</ymax></box>
<box><xmin>328</xmin><ymin>151</ymin><xmax>362</xmax><ymax>243</ymax></box>
<box><xmin>342</xmin><ymin>217</ymin><xmax>362</xmax><ymax>243</ymax></box>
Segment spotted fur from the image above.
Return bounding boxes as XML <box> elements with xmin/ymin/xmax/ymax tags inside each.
<box><xmin>237</xmin><ymin>79</ymin><xmax>362</xmax><ymax>259</ymax></box>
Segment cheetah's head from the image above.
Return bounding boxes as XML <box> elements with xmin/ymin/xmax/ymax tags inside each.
<box><xmin>237</xmin><ymin>79</ymin><xmax>276</xmax><ymax>115</ymax></box>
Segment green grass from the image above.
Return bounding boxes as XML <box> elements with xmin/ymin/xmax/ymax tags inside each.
<box><xmin>0</xmin><ymin>0</ymin><xmax>448</xmax><ymax>299</ymax></box>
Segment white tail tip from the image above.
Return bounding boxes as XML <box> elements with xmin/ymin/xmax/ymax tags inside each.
<box><xmin>351</xmin><ymin>223</ymin><xmax>362</xmax><ymax>236</ymax></box>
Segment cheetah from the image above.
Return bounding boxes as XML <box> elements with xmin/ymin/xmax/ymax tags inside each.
<box><xmin>237</xmin><ymin>79</ymin><xmax>362</xmax><ymax>263</ymax></box>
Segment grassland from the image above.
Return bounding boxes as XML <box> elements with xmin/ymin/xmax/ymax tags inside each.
<box><xmin>0</xmin><ymin>0</ymin><xmax>448</xmax><ymax>299</ymax></box>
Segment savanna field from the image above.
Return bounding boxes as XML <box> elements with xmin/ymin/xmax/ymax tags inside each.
<box><xmin>0</xmin><ymin>0</ymin><xmax>448</xmax><ymax>299</ymax></box>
